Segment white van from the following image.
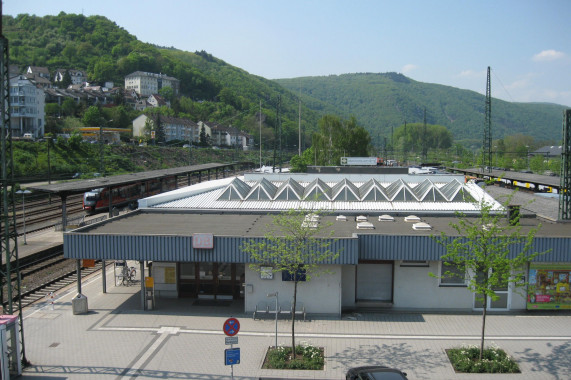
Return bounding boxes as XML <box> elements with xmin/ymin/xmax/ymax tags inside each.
<box><xmin>23</xmin><ymin>133</ymin><xmax>33</xmax><ymax>139</ymax></box>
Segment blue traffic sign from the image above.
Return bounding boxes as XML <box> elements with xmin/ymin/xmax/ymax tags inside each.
<box><xmin>225</xmin><ymin>347</ymin><xmax>240</xmax><ymax>365</ymax></box>
<box><xmin>223</xmin><ymin>317</ymin><xmax>240</xmax><ymax>336</ymax></box>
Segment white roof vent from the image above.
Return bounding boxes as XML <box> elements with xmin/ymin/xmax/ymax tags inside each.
<box><xmin>404</xmin><ymin>215</ymin><xmax>421</xmax><ymax>222</ymax></box>
<box><xmin>336</xmin><ymin>215</ymin><xmax>347</xmax><ymax>221</ymax></box>
<box><xmin>356</xmin><ymin>215</ymin><xmax>368</xmax><ymax>222</ymax></box>
<box><xmin>301</xmin><ymin>220</ymin><xmax>319</xmax><ymax>229</ymax></box>
<box><xmin>379</xmin><ymin>214</ymin><xmax>395</xmax><ymax>222</ymax></box>
<box><xmin>356</xmin><ymin>222</ymin><xmax>375</xmax><ymax>230</ymax></box>
<box><xmin>482</xmin><ymin>223</ymin><xmax>494</xmax><ymax>231</ymax></box>
<box><xmin>305</xmin><ymin>213</ymin><xmax>320</xmax><ymax>222</ymax></box>
<box><xmin>412</xmin><ymin>222</ymin><xmax>432</xmax><ymax>230</ymax></box>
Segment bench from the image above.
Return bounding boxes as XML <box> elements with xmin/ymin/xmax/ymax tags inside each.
<box><xmin>253</xmin><ymin>301</ymin><xmax>279</xmax><ymax>319</ymax></box>
<box><xmin>253</xmin><ymin>301</ymin><xmax>306</xmax><ymax>321</ymax></box>
<box><xmin>279</xmin><ymin>302</ymin><xmax>306</xmax><ymax>321</ymax></box>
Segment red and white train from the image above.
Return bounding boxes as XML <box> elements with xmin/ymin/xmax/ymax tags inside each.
<box><xmin>83</xmin><ymin>177</ymin><xmax>177</xmax><ymax>214</ymax></box>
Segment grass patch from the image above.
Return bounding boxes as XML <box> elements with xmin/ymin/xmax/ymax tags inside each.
<box><xmin>262</xmin><ymin>344</ymin><xmax>324</xmax><ymax>370</ymax></box>
<box><xmin>446</xmin><ymin>345</ymin><xmax>520</xmax><ymax>373</ymax></box>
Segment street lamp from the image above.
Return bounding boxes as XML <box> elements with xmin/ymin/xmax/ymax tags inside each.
<box><xmin>15</xmin><ymin>189</ymin><xmax>31</xmax><ymax>245</ymax></box>
<box><xmin>267</xmin><ymin>292</ymin><xmax>278</xmax><ymax>348</ymax></box>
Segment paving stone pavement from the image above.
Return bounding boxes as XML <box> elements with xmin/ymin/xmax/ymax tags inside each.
<box><xmin>17</xmin><ymin>264</ymin><xmax>571</xmax><ymax>380</ymax></box>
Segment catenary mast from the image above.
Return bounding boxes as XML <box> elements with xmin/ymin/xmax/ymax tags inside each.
<box><xmin>0</xmin><ymin>2</ymin><xmax>28</xmax><ymax>365</ymax></box>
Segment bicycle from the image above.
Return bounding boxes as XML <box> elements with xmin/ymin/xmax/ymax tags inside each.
<box><xmin>121</xmin><ymin>264</ymin><xmax>137</xmax><ymax>285</ymax></box>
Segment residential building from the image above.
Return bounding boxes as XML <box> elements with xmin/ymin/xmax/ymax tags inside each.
<box><xmin>147</xmin><ymin>94</ymin><xmax>168</xmax><ymax>108</ymax></box>
<box><xmin>124</xmin><ymin>71</ymin><xmax>180</xmax><ymax>97</ymax></box>
<box><xmin>132</xmin><ymin>114</ymin><xmax>200</xmax><ymax>143</ymax></box>
<box><xmin>530</xmin><ymin>146</ymin><xmax>562</xmax><ymax>158</ymax></box>
<box><xmin>25</xmin><ymin>66</ymin><xmax>53</xmax><ymax>89</ymax></box>
<box><xmin>9</xmin><ymin>74</ymin><xmax>45</xmax><ymax>138</ymax></box>
<box><xmin>208</xmin><ymin>123</ymin><xmax>254</xmax><ymax>149</ymax></box>
<box><xmin>54</xmin><ymin>69</ymin><xmax>87</xmax><ymax>86</ymax></box>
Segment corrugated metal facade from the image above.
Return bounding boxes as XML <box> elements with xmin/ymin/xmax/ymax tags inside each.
<box><xmin>64</xmin><ymin>234</ymin><xmax>359</xmax><ymax>264</ymax></box>
<box><xmin>358</xmin><ymin>235</ymin><xmax>571</xmax><ymax>262</ymax></box>
<box><xmin>65</xmin><ymin>232</ymin><xmax>568</xmax><ymax>263</ymax></box>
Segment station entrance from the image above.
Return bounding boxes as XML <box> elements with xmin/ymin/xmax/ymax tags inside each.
<box><xmin>178</xmin><ymin>262</ymin><xmax>245</xmax><ymax>300</ymax></box>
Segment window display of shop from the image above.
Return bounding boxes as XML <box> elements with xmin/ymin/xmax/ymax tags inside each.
<box><xmin>527</xmin><ymin>264</ymin><xmax>571</xmax><ymax>310</ymax></box>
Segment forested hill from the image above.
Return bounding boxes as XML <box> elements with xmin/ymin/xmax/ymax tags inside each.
<box><xmin>3</xmin><ymin>12</ymin><xmax>322</xmax><ymax>144</ymax></box>
<box><xmin>275</xmin><ymin>73</ymin><xmax>567</xmax><ymax>145</ymax></box>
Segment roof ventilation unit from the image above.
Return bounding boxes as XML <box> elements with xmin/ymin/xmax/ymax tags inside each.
<box><xmin>412</xmin><ymin>222</ymin><xmax>432</xmax><ymax>230</ymax></box>
<box><xmin>378</xmin><ymin>214</ymin><xmax>395</xmax><ymax>222</ymax></box>
<box><xmin>356</xmin><ymin>222</ymin><xmax>375</xmax><ymax>230</ymax></box>
<box><xmin>404</xmin><ymin>215</ymin><xmax>421</xmax><ymax>222</ymax></box>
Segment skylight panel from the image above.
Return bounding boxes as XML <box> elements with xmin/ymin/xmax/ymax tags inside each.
<box><xmin>356</xmin><ymin>222</ymin><xmax>375</xmax><ymax>229</ymax></box>
<box><xmin>412</xmin><ymin>222</ymin><xmax>432</xmax><ymax>230</ymax></box>
<box><xmin>404</xmin><ymin>215</ymin><xmax>421</xmax><ymax>222</ymax></box>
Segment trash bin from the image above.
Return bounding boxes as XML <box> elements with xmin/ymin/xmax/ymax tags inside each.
<box><xmin>72</xmin><ymin>294</ymin><xmax>88</xmax><ymax>315</ymax></box>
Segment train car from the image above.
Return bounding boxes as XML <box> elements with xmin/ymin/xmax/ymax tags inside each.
<box><xmin>83</xmin><ymin>176</ymin><xmax>177</xmax><ymax>214</ymax></box>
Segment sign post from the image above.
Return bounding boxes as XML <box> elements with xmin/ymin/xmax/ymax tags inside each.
<box><xmin>223</xmin><ymin>318</ymin><xmax>240</xmax><ymax>379</ymax></box>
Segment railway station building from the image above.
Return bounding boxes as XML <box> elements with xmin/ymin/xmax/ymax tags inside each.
<box><xmin>64</xmin><ymin>169</ymin><xmax>571</xmax><ymax>316</ymax></box>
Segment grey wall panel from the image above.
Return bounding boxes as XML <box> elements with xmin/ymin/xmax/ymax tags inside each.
<box><xmin>530</xmin><ymin>237</ymin><xmax>571</xmax><ymax>262</ymax></box>
<box><xmin>64</xmin><ymin>234</ymin><xmax>359</xmax><ymax>264</ymax></box>
<box><xmin>359</xmin><ymin>235</ymin><xmax>446</xmax><ymax>261</ymax></box>
<box><xmin>65</xmin><ymin>233</ymin><xmax>569</xmax><ymax>263</ymax></box>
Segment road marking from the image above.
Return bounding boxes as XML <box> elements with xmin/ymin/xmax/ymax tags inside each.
<box><xmin>121</xmin><ymin>326</ymin><xmax>180</xmax><ymax>378</ymax></box>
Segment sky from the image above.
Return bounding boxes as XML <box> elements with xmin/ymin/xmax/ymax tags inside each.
<box><xmin>5</xmin><ymin>0</ymin><xmax>571</xmax><ymax>107</ymax></box>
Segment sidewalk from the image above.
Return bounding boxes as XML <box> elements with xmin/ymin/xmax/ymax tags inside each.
<box><xmin>19</xmin><ymin>264</ymin><xmax>571</xmax><ymax>380</ymax></box>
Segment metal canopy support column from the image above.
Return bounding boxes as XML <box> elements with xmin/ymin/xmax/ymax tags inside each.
<box><xmin>76</xmin><ymin>259</ymin><xmax>82</xmax><ymax>294</ymax></box>
<box><xmin>60</xmin><ymin>194</ymin><xmax>68</xmax><ymax>231</ymax></box>
<box><xmin>140</xmin><ymin>261</ymin><xmax>145</xmax><ymax>310</ymax></box>
<box><xmin>559</xmin><ymin>109</ymin><xmax>571</xmax><ymax>220</ymax></box>
<box><xmin>102</xmin><ymin>260</ymin><xmax>106</xmax><ymax>293</ymax></box>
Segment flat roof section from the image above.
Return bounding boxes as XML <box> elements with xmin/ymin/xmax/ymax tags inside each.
<box><xmin>27</xmin><ymin>163</ymin><xmax>233</xmax><ymax>195</ymax></box>
<box><xmin>73</xmin><ymin>209</ymin><xmax>570</xmax><ymax>239</ymax></box>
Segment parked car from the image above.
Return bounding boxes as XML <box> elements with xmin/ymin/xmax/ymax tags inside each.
<box><xmin>346</xmin><ymin>365</ymin><xmax>408</xmax><ymax>380</ymax></box>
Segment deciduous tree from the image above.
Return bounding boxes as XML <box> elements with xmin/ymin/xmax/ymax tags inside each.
<box><xmin>241</xmin><ymin>209</ymin><xmax>339</xmax><ymax>358</ymax></box>
<box><xmin>432</xmin><ymin>195</ymin><xmax>546</xmax><ymax>360</ymax></box>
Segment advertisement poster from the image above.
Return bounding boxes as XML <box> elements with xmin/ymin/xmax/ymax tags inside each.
<box><xmin>527</xmin><ymin>264</ymin><xmax>571</xmax><ymax>310</ymax></box>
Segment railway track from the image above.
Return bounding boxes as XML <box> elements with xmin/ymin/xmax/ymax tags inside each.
<box><xmin>4</xmin><ymin>249</ymin><xmax>108</xmax><ymax>310</ymax></box>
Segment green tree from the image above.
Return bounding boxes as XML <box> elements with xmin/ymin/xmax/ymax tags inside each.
<box><xmin>529</xmin><ymin>155</ymin><xmax>546</xmax><ymax>173</ymax></box>
<box><xmin>312</xmin><ymin>115</ymin><xmax>372</xmax><ymax>165</ymax></box>
<box><xmin>61</xmin><ymin>98</ymin><xmax>77</xmax><ymax>117</ymax></box>
<box><xmin>241</xmin><ymin>209</ymin><xmax>339</xmax><ymax>359</ymax></box>
<box><xmin>199</xmin><ymin>126</ymin><xmax>209</xmax><ymax>146</ymax></box>
<box><xmin>45</xmin><ymin>103</ymin><xmax>61</xmax><ymax>117</ymax></box>
<box><xmin>432</xmin><ymin>195</ymin><xmax>546</xmax><ymax>360</ymax></box>
<box><xmin>158</xmin><ymin>86</ymin><xmax>175</xmax><ymax>102</ymax></box>
<box><xmin>289</xmin><ymin>154</ymin><xmax>307</xmax><ymax>172</ymax></box>
<box><xmin>60</xmin><ymin>69</ymin><xmax>72</xmax><ymax>88</ymax></box>
<box><xmin>83</xmin><ymin>106</ymin><xmax>102</xmax><ymax>127</ymax></box>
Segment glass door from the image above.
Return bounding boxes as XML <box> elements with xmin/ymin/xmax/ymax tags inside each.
<box><xmin>473</xmin><ymin>268</ymin><xmax>510</xmax><ymax>311</ymax></box>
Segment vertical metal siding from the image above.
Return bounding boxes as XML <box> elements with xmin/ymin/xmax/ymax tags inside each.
<box><xmin>64</xmin><ymin>234</ymin><xmax>359</xmax><ymax>264</ymax></box>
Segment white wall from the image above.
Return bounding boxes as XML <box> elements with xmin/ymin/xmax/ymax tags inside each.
<box><xmin>245</xmin><ymin>265</ymin><xmax>342</xmax><ymax>317</ymax></box>
<box><xmin>393</xmin><ymin>261</ymin><xmax>474</xmax><ymax>310</ymax></box>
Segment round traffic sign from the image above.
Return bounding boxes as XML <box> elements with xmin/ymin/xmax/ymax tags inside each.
<box><xmin>223</xmin><ymin>317</ymin><xmax>240</xmax><ymax>336</ymax></box>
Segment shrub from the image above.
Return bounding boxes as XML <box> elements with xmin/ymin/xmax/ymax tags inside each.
<box><xmin>447</xmin><ymin>345</ymin><xmax>520</xmax><ymax>373</ymax></box>
<box><xmin>263</xmin><ymin>343</ymin><xmax>324</xmax><ymax>370</ymax></box>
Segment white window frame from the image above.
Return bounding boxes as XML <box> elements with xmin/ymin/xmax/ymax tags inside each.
<box><xmin>438</xmin><ymin>261</ymin><xmax>467</xmax><ymax>287</ymax></box>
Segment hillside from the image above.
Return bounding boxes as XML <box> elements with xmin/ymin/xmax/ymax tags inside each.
<box><xmin>275</xmin><ymin>73</ymin><xmax>567</xmax><ymax>146</ymax></box>
<box><xmin>3</xmin><ymin>12</ymin><xmax>322</xmax><ymax>145</ymax></box>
